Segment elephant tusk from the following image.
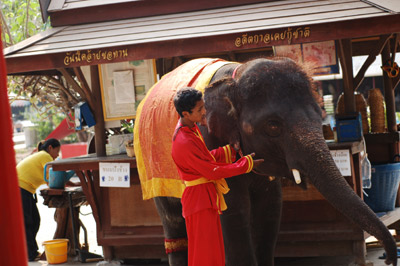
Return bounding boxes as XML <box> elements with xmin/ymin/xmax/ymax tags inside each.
<box><xmin>292</xmin><ymin>169</ymin><xmax>301</xmax><ymax>184</ymax></box>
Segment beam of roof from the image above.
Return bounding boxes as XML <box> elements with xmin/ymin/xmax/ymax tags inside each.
<box><xmin>48</xmin><ymin>0</ymin><xmax>138</xmax><ymax>11</ymax></box>
<box><xmin>5</xmin><ymin>0</ymin><xmax>400</xmax><ymax>75</ymax></box>
<box><xmin>5</xmin><ymin>27</ymin><xmax>66</xmax><ymax>56</ymax></box>
<box><xmin>39</xmin><ymin>0</ymin><xmax>52</xmax><ymax>22</ymax></box>
<box><xmin>363</xmin><ymin>0</ymin><xmax>400</xmax><ymax>13</ymax></box>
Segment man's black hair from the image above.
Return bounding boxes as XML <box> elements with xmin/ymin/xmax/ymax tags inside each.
<box><xmin>173</xmin><ymin>87</ymin><xmax>203</xmax><ymax>117</ymax></box>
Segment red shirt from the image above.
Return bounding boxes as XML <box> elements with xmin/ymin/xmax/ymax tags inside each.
<box><xmin>171</xmin><ymin>122</ymin><xmax>253</xmax><ymax>217</ymax></box>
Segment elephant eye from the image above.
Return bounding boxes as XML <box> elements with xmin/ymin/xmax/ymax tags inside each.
<box><xmin>265</xmin><ymin>120</ymin><xmax>282</xmax><ymax>137</ymax></box>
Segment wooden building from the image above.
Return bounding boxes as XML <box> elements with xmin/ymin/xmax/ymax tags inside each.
<box><xmin>4</xmin><ymin>0</ymin><xmax>400</xmax><ymax>264</ymax></box>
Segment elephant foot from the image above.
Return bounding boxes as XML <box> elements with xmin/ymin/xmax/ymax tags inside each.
<box><xmin>165</xmin><ymin>238</ymin><xmax>188</xmax><ymax>266</ymax></box>
<box><xmin>167</xmin><ymin>250</ymin><xmax>188</xmax><ymax>266</ymax></box>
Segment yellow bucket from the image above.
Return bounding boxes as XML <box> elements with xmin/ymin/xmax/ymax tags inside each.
<box><xmin>42</xmin><ymin>239</ymin><xmax>69</xmax><ymax>264</ymax></box>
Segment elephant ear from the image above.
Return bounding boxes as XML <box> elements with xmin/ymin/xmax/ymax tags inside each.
<box><xmin>204</xmin><ymin>77</ymin><xmax>240</xmax><ymax>146</ymax></box>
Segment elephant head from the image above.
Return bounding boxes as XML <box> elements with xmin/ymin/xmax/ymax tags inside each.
<box><xmin>204</xmin><ymin>57</ymin><xmax>397</xmax><ymax>265</ymax></box>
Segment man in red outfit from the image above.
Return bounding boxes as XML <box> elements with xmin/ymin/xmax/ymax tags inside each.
<box><xmin>171</xmin><ymin>87</ymin><xmax>263</xmax><ymax>266</ymax></box>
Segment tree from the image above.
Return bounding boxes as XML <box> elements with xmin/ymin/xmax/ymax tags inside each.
<box><xmin>2</xmin><ymin>1</ymin><xmax>88</xmax><ymax>141</ymax></box>
<box><xmin>0</xmin><ymin>0</ymin><xmax>46</xmax><ymax>46</ymax></box>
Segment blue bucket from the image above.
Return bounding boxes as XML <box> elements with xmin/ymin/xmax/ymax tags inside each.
<box><xmin>364</xmin><ymin>163</ymin><xmax>400</xmax><ymax>212</ymax></box>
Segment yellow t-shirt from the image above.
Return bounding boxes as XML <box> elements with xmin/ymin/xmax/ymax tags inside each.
<box><xmin>17</xmin><ymin>150</ymin><xmax>54</xmax><ymax>194</ymax></box>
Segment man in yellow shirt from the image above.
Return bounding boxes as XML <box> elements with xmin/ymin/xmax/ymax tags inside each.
<box><xmin>17</xmin><ymin>138</ymin><xmax>60</xmax><ymax>261</ymax></box>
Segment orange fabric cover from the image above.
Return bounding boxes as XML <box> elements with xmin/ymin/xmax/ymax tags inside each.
<box><xmin>134</xmin><ymin>58</ymin><xmax>233</xmax><ymax>199</ymax></box>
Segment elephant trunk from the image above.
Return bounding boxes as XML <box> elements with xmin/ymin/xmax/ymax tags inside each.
<box><xmin>286</xmin><ymin>122</ymin><xmax>397</xmax><ymax>265</ymax></box>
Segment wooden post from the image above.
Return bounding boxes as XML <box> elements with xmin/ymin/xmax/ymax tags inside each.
<box><xmin>381</xmin><ymin>43</ymin><xmax>397</xmax><ymax>133</ymax></box>
<box><xmin>337</xmin><ymin>39</ymin><xmax>356</xmax><ymax>114</ymax></box>
<box><xmin>53</xmin><ymin>208</ymin><xmax>82</xmax><ymax>255</ymax></box>
<box><xmin>353</xmin><ymin>34</ymin><xmax>391</xmax><ymax>91</ymax></box>
<box><xmin>90</xmin><ymin>65</ymin><xmax>106</xmax><ymax>156</ymax></box>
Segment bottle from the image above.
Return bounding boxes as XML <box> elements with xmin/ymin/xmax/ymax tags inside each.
<box><xmin>361</xmin><ymin>154</ymin><xmax>372</xmax><ymax>189</ymax></box>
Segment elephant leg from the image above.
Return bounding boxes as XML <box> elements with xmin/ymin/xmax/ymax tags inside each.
<box><xmin>221</xmin><ymin>175</ymin><xmax>257</xmax><ymax>266</ymax></box>
<box><xmin>153</xmin><ymin>197</ymin><xmax>188</xmax><ymax>266</ymax></box>
<box><xmin>250</xmin><ymin>177</ymin><xmax>282</xmax><ymax>266</ymax></box>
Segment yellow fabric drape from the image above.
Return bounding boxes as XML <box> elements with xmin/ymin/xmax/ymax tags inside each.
<box><xmin>184</xmin><ymin>177</ymin><xmax>230</xmax><ymax>213</ymax></box>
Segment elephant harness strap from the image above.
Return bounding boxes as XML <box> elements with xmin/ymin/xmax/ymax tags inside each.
<box><xmin>184</xmin><ymin>177</ymin><xmax>230</xmax><ymax>214</ymax></box>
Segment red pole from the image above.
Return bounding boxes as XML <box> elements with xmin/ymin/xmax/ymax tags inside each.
<box><xmin>0</xmin><ymin>32</ymin><xmax>28</xmax><ymax>265</ymax></box>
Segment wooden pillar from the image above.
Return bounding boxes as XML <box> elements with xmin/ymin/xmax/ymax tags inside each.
<box><xmin>90</xmin><ymin>65</ymin><xmax>106</xmax><ymax>156</ymax></box>
<box><xmin>352</xmin><ymin>240</ymin><xmax>366</xmax><ymax>266</ymax></box>
<box><xmin>381</xmin><ymin>43</ymin><xmax>397</xmax><ymax>133</ymax></box>
<box><xmin>53</xmin><ymin>208</ymin><xmax>82</xmax><ymax>255</ymax></box>
<box><xmin>337</xmin><ymin>39</ymin><xmax>356</xmax><ymax>114</ymax></box>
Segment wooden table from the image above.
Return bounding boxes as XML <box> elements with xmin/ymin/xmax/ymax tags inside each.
<box><xmin>39</xmin><ymin>187</ymin><xmax>88</xmax><ymax>255</ymax></box>
<box><xmin>40</xmin><ymin>187</ymin><xmax>87</xmax><ymax>208</ymax></box>
<box><xmin>47</xmin><ymin>154</ymin><xmax>165</xmax><ymax>261</ymax></box>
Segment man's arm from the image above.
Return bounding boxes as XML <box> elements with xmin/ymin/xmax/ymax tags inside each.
<box><xmin>210</xmin><ymin>145</ymin><xmax>236</xmax><ymax>164</ymax></box>
<box><xmin>179</xmin><ymin>141</ymin><xmax>253</xmax><ymax>180</ymax></box>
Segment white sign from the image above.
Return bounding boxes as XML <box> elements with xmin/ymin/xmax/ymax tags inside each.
<box><xmin>99</xmin><ymin>162</ymin><xmax>130</xmax><ymax>188</ymax></box>
<box><xmin>330</xmin><ymin>149</ymin><xmax>351</xmax><ymax>176</ymax></box>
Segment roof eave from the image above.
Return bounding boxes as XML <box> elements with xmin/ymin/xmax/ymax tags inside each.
<box><xmin>5</xmin><ymin>13</ymin><xmax>400</xmax><ymax>75</ymax></box>
<box><xmin>47</xmin><ymin>0</ymin><xmax>271</xmax><ymax>27</ymax></box>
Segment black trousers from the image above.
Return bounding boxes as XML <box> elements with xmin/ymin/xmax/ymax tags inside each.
<box><xmin>20</xmin><ymin>188</ymin><xmax>40</xmax><ymax>261</ymax></box>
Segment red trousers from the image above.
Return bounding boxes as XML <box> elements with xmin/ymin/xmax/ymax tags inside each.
<box><xmin>185</xmin><ymin>208</ymin><xmax>225</xmax><ymax>266</ymax></box>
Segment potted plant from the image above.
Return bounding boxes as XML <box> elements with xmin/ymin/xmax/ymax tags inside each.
<box><xmin>125</xmin><ymin>139</ymin><xmax>135</xmax><ymax>157</ymax></box>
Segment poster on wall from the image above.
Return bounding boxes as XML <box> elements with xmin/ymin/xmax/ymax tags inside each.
<box><xmin>274</xmin><ymin>40</ymin><xmax>339</xmax><ymax>76</ymax></box>
<box><xmin>99</xmin><ymin>60</ymin><xmax>157</xmax><ymax>121</ymax></box>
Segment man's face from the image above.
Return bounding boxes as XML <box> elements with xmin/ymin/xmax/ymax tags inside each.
<box><xmin>183</xmin><ymin>99</ymin><xmax>207</xmax><ymax>126</ymax></box>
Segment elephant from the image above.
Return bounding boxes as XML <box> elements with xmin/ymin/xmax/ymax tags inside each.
<box><xmin>134</xmin><ymin>57</ymin><xmax>397</xmax><ymax>266</ymax></box>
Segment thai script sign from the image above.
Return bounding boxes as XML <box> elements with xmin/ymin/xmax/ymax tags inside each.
<box><xmin>330</xmin><ymin>150</ymin><xmax>351</xmax><ymax>176</ymax></box>
<box><xmin>99</xmin><ymin>162</ymin><xmax>130</xmax><ymax>188</ymax></box>
<box><xmin>64</xmin><ymin>49</ymin><xmax>129</xmax><ymax>66</ymax></box>
<box><xmin>235</xmin><ymin>27</ymin><xmax>311</xmax><ymax>48</ymax></box>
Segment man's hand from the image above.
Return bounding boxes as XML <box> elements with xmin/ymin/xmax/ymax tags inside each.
<box><xmin>249</xmin><ymin>153</ymin><xmax>264</xmax><ymax>168</ymax></box>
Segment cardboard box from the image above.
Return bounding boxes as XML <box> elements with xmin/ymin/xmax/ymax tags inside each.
<box><xmin>109</xmin><ymin>134</ymin><xmax>133</xmax><ymax>154</ymax></box>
